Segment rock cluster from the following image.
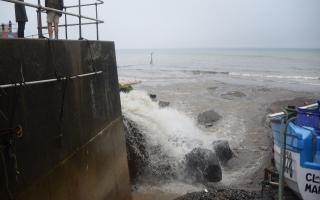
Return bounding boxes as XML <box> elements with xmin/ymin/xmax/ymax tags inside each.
<box><xmin>149</xmin><ymin>93</ymin><xmax>170</xmax><ymax>108</ymax></box>
<box><xmin>124</xmin><ymin>118</ymin><xmax>233</xmax><ymax>184</ymax></box>
<box><xmin>124</xmin><ymin>94</ymin><xmax>234</xmax><ymax>184</ymax></box>
<box><xmin>175</xmin><ymin>187</ymin><xmax>257</xmax><ymax>200</ymax></box>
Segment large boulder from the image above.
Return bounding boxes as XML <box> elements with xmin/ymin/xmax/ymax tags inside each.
<box><xmin>212</xmin><ymin>140</ymin><xmax>233</xmax><ymax>164</ymax></box>
<box><xmin>185</xmin><ymin>148</ymin><xmax>222</xmax><ymax>182</ymax></box>
<box><xmin>197</xmin><ymin>109</ymin><xmax>221</xmax><ymax>127</ymax></box>
<box><xmin>123</xmin><ymin>117</ymin><xmax>149</xmax><ymax>183</ymax></box>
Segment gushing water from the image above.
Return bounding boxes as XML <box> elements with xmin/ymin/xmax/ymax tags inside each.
<box><xmin>121</xmin><ymin>90</ymin><xmax>218</xmax><ymax>181</ymax></box>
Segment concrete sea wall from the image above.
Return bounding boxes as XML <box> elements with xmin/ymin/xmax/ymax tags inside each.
<box><xmin>0</xmin><ymin>39</ymin><xmax>131</xmax><ymax>200</ymax></box>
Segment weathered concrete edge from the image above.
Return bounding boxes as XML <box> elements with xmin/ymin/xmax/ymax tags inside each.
<box><xmin>18</xmin><ymin>116</ymin><xmax>131</xmax><ymax>200</ymax></box>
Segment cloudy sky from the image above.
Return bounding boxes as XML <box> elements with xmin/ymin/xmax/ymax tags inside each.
<box><xmin>1</xmin><ymin>0</ymin><xmax>320</xmax><ymax>49</ymax></box>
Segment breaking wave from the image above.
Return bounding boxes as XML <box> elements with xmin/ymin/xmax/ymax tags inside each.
<box><xmin>184</xmin><ymin>70</ymin><xmax>319</xmax><ymax>81</ymax></box>
<box><xmin>229</xmin><ymin>72</ymin><xmax>319</xmax><ymax>80</ymax></box>
<box><xmin>121</xmin><ymin>90</ymin><xmax>215</xmax><ymax>161</ymax></box>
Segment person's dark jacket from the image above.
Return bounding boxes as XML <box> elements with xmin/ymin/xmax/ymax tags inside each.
<box><xmin>45</xmin><ymin>0</ymin><xmax>64</xmax><ymax>16</ymax></box>
<box><xmin>15</xmin><ymin>0</ymin><xmax>28</xmax><ymax>22</ymax></box>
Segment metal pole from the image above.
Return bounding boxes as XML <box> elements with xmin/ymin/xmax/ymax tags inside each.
<box><xmin>95</xmin><ymin>3</ymin><xmax>99</xmax><ymax>40</ymax></box>
<box><xmin>37</xmin><ymin>0</ymin><xmax>43</xmax><ymax>38</ymax></box>
<box><xmin>64</xmin><ymin>7</ymin><xmax>68</xmax><ymax>39</ymax></box>
<box><xmin>78</xmin><ymin>0</ymin><xmax>82</xmax><ymax>39</ymax></box>
<box><xmin>42</xmin><ymin>22</ymin><xmax>99</xmax><ymax>29</ymax></box>
<box><xmin>64</xmin><ymin>1</ymin><xmax>104</xmax><ymax>9</ymax></box>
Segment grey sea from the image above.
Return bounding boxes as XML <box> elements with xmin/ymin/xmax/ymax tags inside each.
<box><xmin>117</xmin><ymin>48</ymin><xmax>320</xmax><ymax>92</ymax></box>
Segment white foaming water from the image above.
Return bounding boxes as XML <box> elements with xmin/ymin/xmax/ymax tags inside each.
<box><xmin>121</xmin><ymin>90</ymin><xmax>221</xmax><ymax>193</ymax></box>
<box><xmin>229</xmin><ymin>72</ymin><xmax>319</xmax><ymax>80</ymax></box>
<box><xmin>121</xmin><ymin>90</ymin><xmax>216</xmax><ymax>162</ymax></box>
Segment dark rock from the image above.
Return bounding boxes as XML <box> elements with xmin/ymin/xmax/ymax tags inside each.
<box><xmin>159</xmin><ymin>101</ymin><xmax>170</xmax><ymax>108</ymax></box>
<box><xmin>123</xmin><ymin>117</ymin><xmax>149</xmax><ymax>183</ymax></box>
<box><xmin>212</xmin><ymin>140</ymin><xmax>233</xmax><ymax>164</ymax></box>
<box><xmin>185</xmin><ymin>148</ymin><xmax>222</xmax><ymax>182</ymax></box>
<box><xmin>197</xmin><ymin>109</ymin><xmax>221</xmax><ymax>126</ymax></box>
<box><xmin>207</xmin><ymin>86</ymin><xmax>218</xmax><ymax>91</ymax></box>
<box><xmin>257</xmin><ymin>87</ymin><xmax>271</xmax><ymax>92</ymax></box>
<box><xmin>149</xmin><ymin>93</ymin><xmax>157</xmax><ymax>101</ymax></box>
<box><xmin>221</xmin><ymin>91</ymin><xmax>246</xmax><ymax>100</ymax></box>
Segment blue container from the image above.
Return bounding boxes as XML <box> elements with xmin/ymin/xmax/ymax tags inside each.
<box><xmin>296</xmin><ymin>101</ymin><xmax>320</xmax><ymax>132</ymax></box>
<box><xmin>314</xmin><ymin>136</ymin><xmax>320</xmax><ymax>163</ymax></box>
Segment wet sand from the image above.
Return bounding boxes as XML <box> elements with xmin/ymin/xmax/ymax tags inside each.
<box><xmin>131</xmin><ymin>78</ymin><xmax>320</xmax><ymax>199</ymax></box>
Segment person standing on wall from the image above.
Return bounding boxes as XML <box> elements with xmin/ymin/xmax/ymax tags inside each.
<box><xmin>14</xmin><ymin>0</ymin><xmax>28</xmax><ymax>38</ymax></box>
<box><xmin>45</xmin><ymin>0</ymin><xmax>64</xmax><ymax>39</ymax></box>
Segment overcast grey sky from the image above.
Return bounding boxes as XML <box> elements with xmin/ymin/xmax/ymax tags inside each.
<box><xmin>1</xmin><ymin>0</ymin><xmax>320</xmax><ymax>49</ymax></box>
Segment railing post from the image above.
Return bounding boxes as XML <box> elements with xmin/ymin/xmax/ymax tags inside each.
<box><xmin>95</xmin><ymin>2</ymin><xmax>99</xmax><ymax>40</ymax></box>
<box><xmin>78</xmin><ymin>0</ymin><xmax>82</xmax><ymax>39</ymax></box>
<box><xmin>37</xmin><ymin>0</ymin><xmax>43</xmax><ymax>38</ymax></box>
<box><xmin>64</xmin><ymin>7</ymin><xmax>68</xmax><ymax>39</ymax></box>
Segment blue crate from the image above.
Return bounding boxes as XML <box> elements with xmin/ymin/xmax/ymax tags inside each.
<box><xmin>296</xmin><ymin>101</ymin><xmax>320</xmax><ymax>132</ymax></box>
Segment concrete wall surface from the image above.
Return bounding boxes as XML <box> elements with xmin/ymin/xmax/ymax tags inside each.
<box><xmin>0</xmin><ymin>39</ymin><xmax>131</xmax><ymax>200</ymax></box>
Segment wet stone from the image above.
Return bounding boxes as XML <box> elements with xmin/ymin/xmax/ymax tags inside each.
<box><xmin>149</xmin><ymin>94</ymin><xmax>157</xmax><ymax>101</ymax></box>
<box><xmin>212</xmin><ymin>140</ymin><xmax>233</xmax><ymax>164</ymax></box>
<box><xmin>197</xmin><ymin>109</ymin><xmax>221</xmax><ymax>126</ymax></box>
<box><xmin>207</xmin><ymin>86</ymin><xmax>218</xmax><ymax>91</ymax></box>
<box><xmin>175</xmin><ymin>187</ymin><xmax>257</xmax><ymax>200</ymax></box>
<box><xmin>185</xmin><ymin>148</ymin><xmax>222</xmax><ymax>183</ymax></box>
<box><xmin>123</xmin><ymin>117</ymin><xmax>149</xmax><ymax>183</ymax></box>
<box><xmin>159</xmin><ymin>101</ymin><xmax>170</xmax><ymax>108</ymax></box>
<box><xmin>221</xmin><ymin>91</ymin><xmax>246</xmax><ymax>100</ymax></box>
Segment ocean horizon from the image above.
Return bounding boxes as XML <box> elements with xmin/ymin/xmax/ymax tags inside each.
<box><xmin>117</xmin><ymin>48</ymin><xmax>320</xmax><ymax>92</ymax></box>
